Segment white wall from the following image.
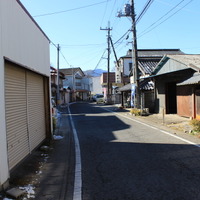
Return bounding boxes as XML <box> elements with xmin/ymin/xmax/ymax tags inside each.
<box><xmin>0</xmin><ymin>0</ymin><xmax>50</xmax><ymax>188</ymax></box>
<box><xmin>115</xmin><ymin>57</ymin><xmax>132</xmax><ymax>83</ymax></box>
<box><xmin>1</xmin><ymin>0</ymin><xmax>50</xmax><ymax>76</ymax></box>
<box><xmin>123</xmin><ymin>58</ymin><xmax>132</xmax><ymax>76</ymax></box>
<box><xmin>90</xmin><ymin>76</ymin><xmax>102</xmax><ymax>94</ymax></box>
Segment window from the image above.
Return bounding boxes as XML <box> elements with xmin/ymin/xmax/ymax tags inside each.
<box><xmin>129</xmin><ymin>63</ymin><xmax>132</xmax><ymax>72</ymax></box>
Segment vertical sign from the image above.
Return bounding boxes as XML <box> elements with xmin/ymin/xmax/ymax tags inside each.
<box><xmin>131</xmin><ymin>83</ymin><xmax>136</xmax><ymax>107</ymax></box>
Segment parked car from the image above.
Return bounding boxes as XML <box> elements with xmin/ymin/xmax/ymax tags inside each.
<box><xmin>96</xmin><ymin>94</ymin><xmax>104</xmax><ymax>104</ymax></box>
<box><xmin>92</xmin><ymin>94</ymin><xmax>97</xmax><ymax>101</ymax></box>
<box><xmin>92</xmin><ymin>94</ymin><xmax>103</xmax><ymax>102</ymax></box>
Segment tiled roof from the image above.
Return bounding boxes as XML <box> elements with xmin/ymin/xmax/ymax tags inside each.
<box><xmin>153</xmin><ymin>54</ymin><xmax>200</xmax><ymax>75</ymax></box>
<box><xmin>138</xmin><ymin>59</ymin><xmax>160</xmax><ymax>75</ymax></box>
<box><xmin>124</xmin><ymin>49</ymin><xmax>184</xmax><ymax>58</ymax></box>
<box><xmin>137</xmin><ymin>49</ymin><xmax>184</xmax><ymax>57</ymax></box>
<box><xmin>177</xmin><ymin>73</ymin><xmax>200</xmax><ymax>86</ymax></box>
<box><xmin>118</xmin><ymin>83</ymin><xmax>131</xmax><ymax>91</ymax></box>
<box><xmin>118</xmin><ymin>80</ymin><xmax>154</xmax><ymax>91</ymax></box>
<box><xmin>167</xmin><ymin>55</ymin><xmax>200</xmax><ymax>69</ymax></box>
<box><xmin>140</xmin><ymin>80</ymin><xmax>154</xmax><ymax>90</ymax></box>
<box><xmin>60</xmin><ymin>67</ymin><xmax>85</xmax><ymax>76</ymax></box>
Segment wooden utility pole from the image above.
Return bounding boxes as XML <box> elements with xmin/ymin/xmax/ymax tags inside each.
<box><xmin>100</xmin><ymin>22</ymin><xmax>112</xmax><ymax>102</ymax></box>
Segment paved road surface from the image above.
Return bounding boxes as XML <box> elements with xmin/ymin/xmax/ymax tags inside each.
<box><xmin>69</xmin><ymin>102</ymin><xmax>200</xmax><ymax>200</ymax></box>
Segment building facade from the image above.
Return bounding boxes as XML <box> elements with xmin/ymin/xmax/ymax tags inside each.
<box><xmin>60</xmin><ymin>67</ymin><xmax>90</xmax><ymax>101</ymax></box>
<box><xmin>0</xmin><ymin>0</ymin><xmax>50</xmax><ymax>189</ymax></box>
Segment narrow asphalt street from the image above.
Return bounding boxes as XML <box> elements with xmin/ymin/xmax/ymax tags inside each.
<box><xmin>69</xmin><ymin>102</ymin><xmax>200</xmax><ymax>200</ymax></box>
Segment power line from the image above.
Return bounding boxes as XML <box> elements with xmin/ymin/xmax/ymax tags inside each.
<box><xmin>100</xmin><ymin>0</ymin><xmax>110</xmax><ymax>27</ymax></box>
<box><xmin>138</xmin><ymin>0</ymin><xmax>193</xmax><ymax>38</ymax></box>
<box><xmin>60</xmin><ymin>43</ymin><xmax>106</xmax><ymax>48</ymax></box>
<box><xmin>138</xmin><ymin>0</ymin><xmax>185</xmax><ymax>36</ymax></box>
<box><xmin>94</xmin><ymin>49</ymin><xmax>107</xmax><ymax>70</ymax></box>
<box><xmin>114</xmin><ymin>29</ymin><xmax>131</xmax><ymax>45</ymax></box>
<box><xmin>136</xmin><ymin>0</ymin><xmax>155</xmax><ymax>24</ymax></box>
<box><xmin>60</xmin><ymin>50</ymin><xmax>71</xmax><ymax>67</ymax></box>
<box><xmin>33</xmin><ymin>0</ymin><xmax>111</xmax><ymax>17</ymax></box>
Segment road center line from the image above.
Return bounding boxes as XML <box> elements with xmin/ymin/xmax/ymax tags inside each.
<box><xmin>68</xmin><ymin>105</ymin><xmax>82</xmax><ymax>200</ymax></box>
<box><xmin>102</xmin><ymin>107</ymin><xmax>200</xmax><ymax>148</ymax></box>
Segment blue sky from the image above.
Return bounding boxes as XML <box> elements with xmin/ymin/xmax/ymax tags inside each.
<box><xmin>20</xmin><ymin>0</ymin><xmax>200</xmax><ymax>71</ymax></box>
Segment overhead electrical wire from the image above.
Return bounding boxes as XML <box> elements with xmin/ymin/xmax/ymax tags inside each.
<box><xmin>100</xmin><ymin>0</ymin><xmax>110</xmax><ymax>27</ymax></box>
<box><xmin>108</xmin><ymin>0</ymin><xmax>117</xmax><ymax>21</ymax></box>
<box><xmin>50</xmin><ymin>41</ymin><xmax>71</xmax><ymax>67</ymax></box>
<box><xmin>33</xmin><ymin>0</ymin><xmax>111</xmax><ymax>17</ymax></box>
<box><xmin>136</xmin><ymin>0</ymin><xmax>155</xmax><ymax>24</ymax></box>
<box><xmin>60</xmin><ymin>50</ymin><xmax>71</xmax><ymax>67</ymax></box>
<box><xmin>138</xmin><ymin>0</ymin><xmax>185</xmax><ymax>36</ymax></box>
<box><xmin>138</xmin><ymin>0</ymin><xmax>194</xmax><ymax>38</ymax></box>
<box><xmin>111</xmin><ymin>0</ymin><xmax>154</xmax><ymax>50</ymax></box>
<box><xmin>114</xmin><ymin>29</ymin><xmax>131</xmax><ymax>45</ymax></box>
<box><xmin>60</xmin><ymin>43</ymin><xmax>106</xmax><ymax>48</ymax></box>
<box><xmin>94</xmin><ymin>49</ymin><xmax>107</xmax><ymax>70</ymax></box>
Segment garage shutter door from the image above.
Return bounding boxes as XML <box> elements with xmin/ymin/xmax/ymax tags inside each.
<box><xmin>27</xmin><ymin>71</ymin><xmax>46</xmax><ymax>151</ymax></box>
<box><xmin>5</xmin><ymin>62</ymin><xmax>46</xmax><ymax>170</ymax></box>
<box><xmin>5</xmin><ymin>63</ymin><xmax>30</xmax><ymax>169</ymax></box>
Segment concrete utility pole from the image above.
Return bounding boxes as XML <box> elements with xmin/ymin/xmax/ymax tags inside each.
<box><xmin>100</xmin><ymin>22</ymin><xmax>112</xmax><ymax>102</ymax></box>
<box><xmin>118</xmin><ymin>0</ymin><xmax>140</xmax><ymax>108</ymax></box>
<box><xmin>56</xmin><ymin>44</ymin><xmax>60</xmax><ymax>105</ymax></box>
<box><xmin>131</xmin><ymin>0</ymin><xmax>140</xmax><ymax>109</ymax></box>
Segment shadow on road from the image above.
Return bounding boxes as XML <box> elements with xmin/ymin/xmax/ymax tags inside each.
<box><xmin>69</xmin><ymin>102</ymin><xmax>200</xmax><ymax>200</ymax></box>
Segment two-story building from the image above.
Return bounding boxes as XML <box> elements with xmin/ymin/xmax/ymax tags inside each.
<box><xmin>50</xmin><ymin>66</ymin><xmax>70</xmax><ymax>104</ymax></box>
<box><xmin>60</xmin><ymin>67</ymin><xmax>90</xmax><ymax>101</ymax></box>
<box><xmin>118</xmin><ymin>49</ymin><xmax>184</xmax><ymax>109</ymax></box>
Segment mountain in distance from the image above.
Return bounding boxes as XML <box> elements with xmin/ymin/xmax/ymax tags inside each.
<box><xmin>84</xmin><ymin>69</ymin><xmax>107</xmax><ymax>77</ymax></box>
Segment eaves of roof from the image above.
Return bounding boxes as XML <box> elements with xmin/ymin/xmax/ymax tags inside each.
<box><xmin>152</xmin><ymin>56</ymin><xmax>169</xmax><ymax>75</ymax></box>
<box><xmin>138</xmin><ymin>58</ymin><xmax>161</xmax><ymax>75</ymax></box>
<box><xmin>152</xmin><ymin>55</ymin><xmax>200</xmax><ymax>75</ymax></box>
<box><xmin>177</xmin><ymin>73</ymin><xmax>200</xmax><ymax>86</ymax></box>
<box><xmin>118</xmin><ymin>83</ymin><xmax>131</xmax><ymax>91</ymax></box>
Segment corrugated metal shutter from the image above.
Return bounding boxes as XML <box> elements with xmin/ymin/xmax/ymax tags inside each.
<box><xmin>5</xmin><ymin>62</ymin><xmax>46</xmax><ymax>170</ymax></box>
<box><xmin>27</xmin><ymin>71</ymin><xmax>46</xmax><ymax>151</ymax></box>
<box><xmin>5</xmin><ymin>63</ymin><xmax>30</xmax><ymax>170</ymax></box>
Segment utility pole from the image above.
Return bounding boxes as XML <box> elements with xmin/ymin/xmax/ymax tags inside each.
<box><xmin>118</xmin><ymin>0</ymin><xmax>140</xmax><ymax>108</ymax></box>
<box><xmin>56</xmin><ymin>44</ymin><xmax>60</xmax><ymax>106</ymax></box>
<box><xmin>100</xmin><ymin>21</ymin><xmax>112</xmax><ymax>103</ymax></box>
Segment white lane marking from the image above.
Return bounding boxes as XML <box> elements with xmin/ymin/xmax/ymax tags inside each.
<box><xmin>102</xmin><ymin>107</ymin><xmax>200</xmax><ymax>148</ymax></box>
<box><xmin>68</xmin><ymin>106</ymin><xmax>82</xmax><ymax>200</ymax></box>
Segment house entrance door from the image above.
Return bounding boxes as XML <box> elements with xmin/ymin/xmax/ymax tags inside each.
<box><xmin>166</xmin><ymin>82</ymin><xmax>177</xmax><ymax>114</ymax></box>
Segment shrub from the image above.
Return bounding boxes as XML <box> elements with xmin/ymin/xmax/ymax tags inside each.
<box><xmin>190</xmin><ymin>119</ymin><xmax>200</xmax><ymax>134</ymax></box>
<box><xmin>130</xmin><ymin>108</ymin><xmax>141</xmax><ymax>116</ymax></box>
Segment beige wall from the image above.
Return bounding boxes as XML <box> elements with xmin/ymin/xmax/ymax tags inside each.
<box><xmin>0</xmin><ymin>0</ymin><xmax>50</xmax><ymax>76</ymax></box>
<box><xmin>0</xmin><ymin>0</ymin><xmax>50</xmax><ymax>188</ymax></box>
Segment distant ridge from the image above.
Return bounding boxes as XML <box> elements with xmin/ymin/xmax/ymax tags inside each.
<box><xmin>84</xmin><ymin>69</ymin><xmax>107</xmax><ymax>77</ymax></box>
